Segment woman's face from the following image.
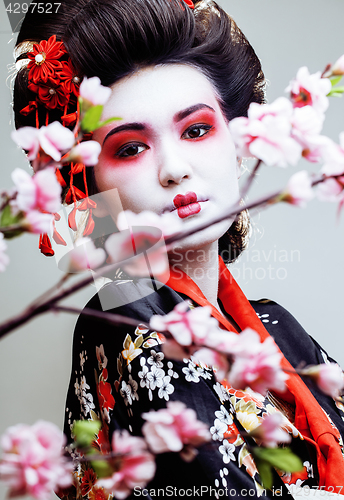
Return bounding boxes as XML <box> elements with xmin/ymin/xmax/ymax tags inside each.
<box><xmin>93</xmin><ymin>64</ymin><xmax>240</xmax><ymax>251</ymax></box>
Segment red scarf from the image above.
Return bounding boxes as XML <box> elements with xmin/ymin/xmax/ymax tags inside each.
<box><xmin>166</xmin><ymin>256</ymin><xmax>344</xmax><ymax>488</ymax></box>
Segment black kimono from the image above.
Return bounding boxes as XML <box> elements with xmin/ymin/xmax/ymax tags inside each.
<box><xmin>62</xmin><ymin>276</ymin><xmax>344</xmax><ymax>499</ymax></box>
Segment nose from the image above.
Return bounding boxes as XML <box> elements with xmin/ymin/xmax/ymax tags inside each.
<box><xmin>158</xmin><ymin>141</ymin><xmax>193</xmax><ymax>187</ymax></box>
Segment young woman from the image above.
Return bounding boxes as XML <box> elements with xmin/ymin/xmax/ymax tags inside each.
<box><xmin>12</xmin><ymin>0</ymin><xmax>344</xmax><ymax>497</ymax></box>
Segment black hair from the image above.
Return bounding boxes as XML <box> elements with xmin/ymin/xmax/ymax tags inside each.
<box><xmin>13</xmin><ymin>0</ymin><xmax>265</xmax><ymax>261</ymax></box>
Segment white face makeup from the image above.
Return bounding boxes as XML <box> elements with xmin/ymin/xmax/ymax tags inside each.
<box><xmin>93</xmin><ymin>64</ymin><xmax>240</xmax><ymax>252</ymax></box>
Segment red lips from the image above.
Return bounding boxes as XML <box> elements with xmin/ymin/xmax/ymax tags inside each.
<box><xmin>173</xmin><ymin>191</ymin><xmax>201</xmax><ymax>219</ymax></box>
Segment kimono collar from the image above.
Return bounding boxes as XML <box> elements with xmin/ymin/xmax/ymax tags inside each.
<box><xmin>166</xmin><ymin>256</ymin><xmax>344</xmax><ymax>489</ymax></box>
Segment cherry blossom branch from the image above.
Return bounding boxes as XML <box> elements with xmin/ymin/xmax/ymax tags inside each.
<box><xmin>52</xmin><ymin>305</ymin><xmax>143</xmax><ymax>328</ymax></box>
<box><xmin>0</xmin><ymin>193</ymin><xmax>16</xmax><ymax>213</ymax></box>
<box><xmin>321</xmin><ymin>63</ymin><xmax>332</xmax><ymax>78</ymax></box>
<box><xmin>0</xmin><ymin>183</ymin><xmax>283</xmax><ymax>339</ymax></box>
<box><xmin>0</xmin><ymin>162</ymin><xmax>343</xmax><ymax>341</ymax></box>
<box><xmin>165</xmin><ymin>188</ymin><xmax>282</xmax><ymax>248</ymax></box>
<box><xmin>0</xmin><ymin>170</ymin><xmax>334</xmax><ymax>340</ymax></box>
<box><xmin>0</xmin><ymin>262</ymin><xmax>119</xmax><ymax>339</ymax></box>
<box><xmin>0</xmin><ymin>224</ymin><xmax>24</xmax><ymax>233</ymax></box>
<box><xmin>240</xmin><ymin>159</ymin><xmax>262</xmax><ymax>199</ymax></box>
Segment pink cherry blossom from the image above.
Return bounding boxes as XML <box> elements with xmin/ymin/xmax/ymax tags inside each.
<box><xmin>286</xmin><ymin>66</ymin><xmax>331</xmax><ymax>114</ymax></box>
<box><xmin>67</xmin><ymin>141</ymin><xmax>102</xmax><ymax>166</ymax></box>
<box><xmin>228</xmin><ymin>328</ymin><xmax>288</xmax><ymax>396</ymax></box>
<box><xmin>321</xmin><ymin>133</ymin><xmax>344</xmax><ymax>176</ymax></box>
<box><xmin>282</xmin><ymin>170</ymin><xmax>314</xmax><ymax>208</ymax></box>
<box><xmin>105</xmin><ymin>227</ymin><xmax>169</xmax><ymax>281</ymax></box>
<box><xmin>316</xmin><ymin>177</ymin><xmax>344</xmax><ymax>203</ymax></box>
<box><xmin>331</xmin><ymin>55</ymin><xmax>344</xmax><ymax>76</ymax></box>
<box><xmin>79</xmin><ymin>76</ymin><xmax>112</xmax><ymax>106</ymax></box>
<box><xmin>11</xmin><ymin>167</ymin><xmax>62</xmax><ymax>214</ymax></box>
<box><xmin>161</xmin><ymin>338</ymin><xmax>190</xmax><ymax>361</ymax></box>
<box><xmin>203</xmin><ymin>329</ymin><xmax>241</xmax><ymax>354</ymax></box>
<box><xmin>150</xmin><ymin>302</ymin><xmax>219</xmax><ymax>346</ymax></box>
<box><xmin>142</xmin><ymin>401</ymin><xmax>211</xmax><ymax>457</ymax></box>
<box><xmin>250</xmin><ymin>412</ymin><xmax>291</xmax><ymax>448</ymax></box>
<box><xmin>24</xmin><ymin>211</ymin><xmax>54</xmax><ymax>234</ymax></box>
<box><xmin>64</xmin><ymin>237</ymin><xmax>106</xmax><ymax>273</ymax></box>
<box><xmin>290</xmin><ymin>105</ymin><xmax>330</xmax><ymax>163</ymax></box>
<box><xmin>0</xmin><ymin>233</ymin><xmax>10</xmax><ymax>272</ymax></box>
<box><xmin>11</xmin><ymin>122</ymin><xmax>75</xmax><ymax>162</ymax></box>
<box><xmin>107</xmin><ymin>210</ymin><xmax>183</xmax><ymax>281</ymax></box>
<box><xmin>301</xmin><ymin>363</ymin><xmax>344</xmax><ymax>399</ymax></box>
<box><xmin>97</xmin><ymin>430</ymin><xmax>155</xmax><ymax>500</ymax></box>
<box><xmin>193</xmin><ymin>348</ymin><xmax>230</xmax><ymax>381</ymax></box>
<box><xmin>38</xmin><ymin>122</ymin><xmax>75</xmax><ymax>161</ymax></box>
<box><xmin>11</xmin><ymin>126</ymin><xmax>41</xmax><ymax>160</ymax></box>
<box><xmin>0</xmin><ymin>420</ymin><xmax>73</xmax><ymax>500</ymax></box>
<box><xmin>317</xmin><ymin>363</ymin><xmax>344</xmax><ymax>398</ymax></box>
<box><xmin>229</xmin><ymin>97</ymin><xmax>302</xmax><ymax>167</ymax></box>
<box><xmin>117</xmin><ymin>210</ymin><xmax>183</xmax><ymax>238</ymax></box>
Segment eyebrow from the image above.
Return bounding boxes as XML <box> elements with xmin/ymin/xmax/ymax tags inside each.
<box><xmin>103</xmin><ymin>123</ymin><xmax>146</xmax><ymax>145</ymax></box>
<box><xmin>102</xmin><ymin>103</ymin><xmax>215</xmax><ymax>145</ymax></box>
<box><xmin>174</xmin><ymin>103</ymin><xmax>215</xmax><ymax>122</ymax></box>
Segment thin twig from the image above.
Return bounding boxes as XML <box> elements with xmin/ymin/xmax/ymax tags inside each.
<box><xmin>0</xmin><ymin>260</ymin><xmax>125</xmax><ymax>339</ymax></box>
<box><xmin>240</xmin><ymin>159</ymin><xmax>262</xmax><ymax>199</ymax></box>
<box><xmin>0</xmin><ymin>193</ymin><xmax>16</xmax><ymax>213</ymax></box>
<box><xmin>52</xmin><ymin>305</ymin><xmax>143</xmax><ymax>328</ymax></box>
<box><xmin>0</xmin><ymin>224</ymin><xmax>24</xmax><ymax>233</ymax></box>
<box><xmin>31</xmin><ymin>274</ymin><xmax>70</xmax><ymax>308</ymax></box>
<box><xmin>165</xmin><ymin>188</ymin><xmax>282</xmax><ymax>248</ymax></box>
<box><xmin>321</xmin><ymin>63</ymin><xmax>332</xmax><ymax>79</ymax></box>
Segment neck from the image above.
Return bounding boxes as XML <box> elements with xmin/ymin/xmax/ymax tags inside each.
<box><xmin>169</xmin><ymin>241</ymin><xmax>220</xmax><ymax>311</ymax></box>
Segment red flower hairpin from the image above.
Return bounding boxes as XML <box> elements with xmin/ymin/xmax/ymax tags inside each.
<box><xmin>27</xmin><ymin>35</ymin><xmax>66</xmax><ymax>85</ymax></box>
<box><xmin>184</xmin><ymin>0</ymin><xmax>194</xmax><ymax>8</ymax></box>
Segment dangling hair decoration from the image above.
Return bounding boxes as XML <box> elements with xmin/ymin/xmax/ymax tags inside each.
<box><xmin>18</xmin><ymin>35</ymin><xmax>93</xmax><ymax>256</ymax></box>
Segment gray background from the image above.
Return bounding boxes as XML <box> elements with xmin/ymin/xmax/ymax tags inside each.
<box><xmin>0</xmin><ymin>1</ymin><xmax>344</xmax><ymax>498</ymax></box>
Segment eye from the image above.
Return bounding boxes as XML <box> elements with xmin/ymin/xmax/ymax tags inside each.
<box><xmin>182</xmin><ymin>124</ymin><xmax>213</xmax><ymax>140</ymax></box>
<box><xmin>115</xmin><ymin>143</ymin><xmax>149</xmax><ymax>158</ymax></box>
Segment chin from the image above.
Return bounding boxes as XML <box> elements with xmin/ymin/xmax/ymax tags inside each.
<box><xmin>169</xmin><ymin>218</ymin><xmax>234</xmax><ymax>254</ymax></box>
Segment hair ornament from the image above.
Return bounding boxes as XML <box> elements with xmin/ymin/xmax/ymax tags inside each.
<box><xmin>17</xmin><ymin>35</ymin><xmax>97</xmax><ymax>256</ymax></box>
<box><xmin>27</xmin><ymin>35</ymin><xmax>66</xmax><ymax>84</ymax></box>
<box><xmin>183</xmin><ymin>0</ymin><xmax>194</xmax><ymax>9</ymax></box>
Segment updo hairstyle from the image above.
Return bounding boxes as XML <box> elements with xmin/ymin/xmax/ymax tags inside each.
<box><xmin>13</xmin><ymin>0</ymin><xmax>265</xmax><ymax>262</ymax></box>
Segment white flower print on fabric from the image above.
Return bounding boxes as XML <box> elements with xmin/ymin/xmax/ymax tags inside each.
<box><xmin>127</xmin><ymin>374</ymin><xmax>139</xmax><ymax>402</ymax></box>
<box><xmin>256</xmin><ymin>312</ymin><xmax>279</xmax><ymax>325</ymax></box>
<box><xmin>196</xmin><ymin>365</ymin><xmax>212</xmax><ymax>380</ymax></box>
<box><xmin>158</xmin><ymin>375</ymin><xmax>174</xmax><ymax>401</ymax></box>
<box><xmin>79</xmin><ymin>351</ymin><xmax>86</xmax><ymax>370</ymax></box>
<box><xmin>167</xmin><ymin>361</ymin><xmax>179</xmax><ymax>379</ymax></box>
<box><xmin>146</xmin><ymin>365</ymin><xmax>165</xmax><ymax>401</ymax></box>
<box><xmin>219</xmin><ymin>439</ymin><xmax>236</xmax><ymax>464</ymax></box>
<box><xmin>75</xmin><ymin>375</ymin><xmax>95</xmax><ymax>416</ymax></box>
<box><xmin>74</xmin><ymin>379</ymin><xmax>80</xmax><ymax>397</ymax></box>
<box><xmin>219</xmin><ymin>467</ymin><xmax>229</xmax><ymax>488</ymax></box>
<box><xmin>138</xmin><ymin>364</ymin><xmax>150</xmax><ymax>389</ymax></box>
<box><xmin>82</xmin><ymin>391</ymin><xmax>95</xmax><ymax>416</ymax></box>
<box><xmin>182</xmin><ymin>361</ymin><xmax>201</xmax><ymax>383</ymax></box>
<box><xmin>210</xmin><ymin>419</ymin><xmax>228</xmax><ymax>441</ymax></box>
<box><xmin>80</xmin><ymin>375</ymin><xmax>89</xmax><ymax>392</ymax></box>
<box><xmin>147</xmin><ymin>365</ymin><xmax>165</xmax><ymax>390</ymax></box>
<box><xmin>215</xmin><ymin>406</ymin><xmax>233</xmax><ymax>426</ymax></box>
<box><xmin>213</xmin><ymin>382</ymin><xmax>230</xmax><ymax>403</ymax></box>
<box><xmin>147</xmin><ymin>349</ymin><xmax>164</xmax><ymax>368</ymax></box>
<box><xmin>120</xmin><ymin>375</ymin><xmax>139</xmax><ymax>406</ymax></box>
<box><xmin>96</xmin><ymin>344</ymin><xmax>108</xmax><ymax>369</ymax></box>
